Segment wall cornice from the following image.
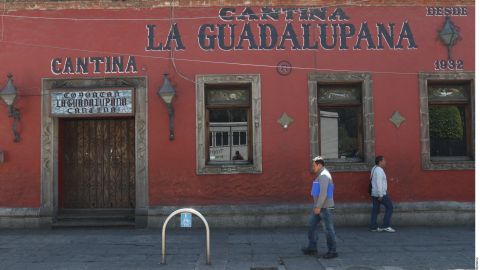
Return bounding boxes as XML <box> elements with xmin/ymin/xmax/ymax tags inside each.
<box><xmin>2</xmin><ymin>0</ymin><xmax>475</xmax><ymax>11</ymax></box>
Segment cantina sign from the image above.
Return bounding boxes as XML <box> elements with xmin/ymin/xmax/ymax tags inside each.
<box><xmin>146</xmin><ymin>7</ymin><xmax>418</xmax><ymax>51</ymax></box>
<box><xmin>50</xmin><ymin>7</ymin><xmax>419</xmax><ymax>75</ymax></box>
<box><xmin>50</xmin><ymin>88</ymin><xmax>134</xmax><ymax>117</ymax></box>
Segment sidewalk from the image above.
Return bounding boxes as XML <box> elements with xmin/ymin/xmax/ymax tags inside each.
<box><xmin>0</xmin><ymin>226</ymin><xmax>474</xmax><ymax>270</ymax></box>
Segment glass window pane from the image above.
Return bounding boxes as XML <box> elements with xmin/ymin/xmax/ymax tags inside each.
<box><xmin>319</xmin><ymin>107</ymin><xmax>362</xmax><ymax>161</ymax></box>
<box><xmin>209</xmin><ymin>109</ymin><xmax>248</xmax><ymax>122</ymax></box>
<box><xmin>429</xmin><ymin>105</ymin><xmax>467</xmax><ymax>156</ymax></box>
<box><xmin>222</xmin><ymin>132</ymin><xmax>229</xmax><ymax>146</ymax></box>
<box><xmin>215</xmin><ymin>132</ymin><xmax>222</xmax><ymax>147</ymax></box>
<box><xmin>233</xmin><ymin>132</ymin><xmax>239</xmax><ymax>146</ymax></box>
<box><xmin>208</xmin><ymin>108</ymin><xmax>249</xmax><ymax>163</ymax></box>
<box><xmin>230</xmin><ymin>109</ymin><xmax>248</xmax><ymax>122</ymax></box>
<box><xmin>209</xmin><ymin>110</ymin><xmax>230</xmax><ymax>122</ymax></box>
<box><xmin>240</xmin><ymin>132</ymin><xmax>247</xmax><ymax>145</ymax></box>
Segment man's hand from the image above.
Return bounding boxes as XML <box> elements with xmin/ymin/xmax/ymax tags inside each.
<box><xmin>314</xmin><ymin>207</ymin><xmax>321</xmax><ymax>215</ymax></box>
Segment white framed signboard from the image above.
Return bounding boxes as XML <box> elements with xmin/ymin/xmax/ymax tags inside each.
<box><xmin>50</xmin><ymin>88</ymin><xmax>135</xmax><ymax>117</ymax></box>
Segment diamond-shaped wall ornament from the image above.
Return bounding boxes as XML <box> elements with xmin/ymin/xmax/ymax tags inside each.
<box><xmin>389</xmin><ymin>111</ymin><xmax>406</xmax><ymax>128</ymax></box>
<box><xmin>277</xmin><ymin>112</ymin><xmax>293</xmax><ymax>129</ymax></box>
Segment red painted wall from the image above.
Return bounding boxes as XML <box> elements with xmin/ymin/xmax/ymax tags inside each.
<box><xmin>0</xmin><ymin>6</ymin><xmax>474</xmax><ymax>208</ymax></box>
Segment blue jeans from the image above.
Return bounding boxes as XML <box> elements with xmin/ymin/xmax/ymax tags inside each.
<box><xmin>307</xmin><ymin>208</ymin><xmax>337</xmax><ymax>252</ymax></box>
<box><xmin>370</xmin><ymin>194</ymin><xmax>394</xmax><ymax>229</ymax></box>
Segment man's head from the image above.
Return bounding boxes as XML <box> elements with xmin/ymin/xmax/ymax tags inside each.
<box><xmin>375</xmin><ymin>155</ymin><xmax>386</xmax><ymax>167</ymax></box>
<box><xmin>312</xmin><ymin>156</ymin><xmax>325</xmax><ymax>174</ymax></box>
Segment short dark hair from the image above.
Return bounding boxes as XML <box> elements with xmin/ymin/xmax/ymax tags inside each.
<box><xmin>375</xmin><ymin>155</ymin><xmax>384</xmax><ymax>165</ymax></box>
<box><xmin>315</xmin><ymin>159</ymin><xmax>325</xmax><ymax>166</ymax></box>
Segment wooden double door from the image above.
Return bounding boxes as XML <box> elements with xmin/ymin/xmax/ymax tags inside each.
<box><xmin>60</xmin><ymin>118</ymin><xmax>135</xmax><ymax>209</ymax></box>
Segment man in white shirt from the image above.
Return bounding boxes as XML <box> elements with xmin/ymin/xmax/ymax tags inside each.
<box><xmin>369</xmin><ymin>155</ymin><xmax>395</xmax><ymax>233</ymax></box>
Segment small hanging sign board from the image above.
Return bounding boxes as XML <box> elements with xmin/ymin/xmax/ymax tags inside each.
<box><xmin>180</xmin><ymin>213</ymin><xmax>192</xmax><ymax>228</ymax></box>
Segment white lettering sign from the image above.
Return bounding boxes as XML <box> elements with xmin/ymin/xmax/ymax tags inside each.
<box><xmin>50</xmin><ymin>89</ymin><xmax>134</xmax><ymax>117</ymax></box>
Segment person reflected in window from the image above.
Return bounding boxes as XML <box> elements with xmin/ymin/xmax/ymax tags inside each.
<box><xmin>232</xmin><ymin>151</ymin><xmax>244</xmax><ymax>160</ymax></box>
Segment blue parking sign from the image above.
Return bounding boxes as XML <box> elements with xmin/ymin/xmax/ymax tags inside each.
<box><xmin>180</xmin><ymin>213</ymin><xmax>192</xmax><ymax>228</ymax></box>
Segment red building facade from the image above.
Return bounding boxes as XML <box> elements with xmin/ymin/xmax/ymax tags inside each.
<box><xmin>0</xmin><ymin>0</ymin><xmax>474</xmax><ymax>228</ymax></box>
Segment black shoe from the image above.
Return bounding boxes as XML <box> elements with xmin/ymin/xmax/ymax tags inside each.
<box><xmin>301</xmin><ymin>247</ymin><xmax>318</xmax><ymax>255</ymax></box>
<box><xmin>322</xmin><ymin>252</ymin><xmax>338</xmax><ymax>259</ymax></box>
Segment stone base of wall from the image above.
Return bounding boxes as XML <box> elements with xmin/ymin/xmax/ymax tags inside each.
<box><xmin>0</xmin><ymin>208</ymin><xmax>51</xmax><ymax>229</ymax></box>
<box><xmin>147</xmin><ymin>201</ymin><xmax>474</xmax><ymax>228</ymax></box>
<box><xmin>0</xmin><ymin>202</ymin><xmax>474</xmax><ymax>228</ymax></box>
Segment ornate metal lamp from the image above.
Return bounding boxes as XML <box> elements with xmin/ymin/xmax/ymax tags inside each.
<box><xmin>0</xmin><ymin>74</ymin><xmax>20</xmax><ymax>142</ymax></box>
<box><xmin>158</xmin><ymin>74</ymin><xmax>176</xmax><ymax>140</ymax></box>
<box><xmin>438</xmin><ymin>17</ymin><xmax>460</xmax><ymax>59</ymax></box>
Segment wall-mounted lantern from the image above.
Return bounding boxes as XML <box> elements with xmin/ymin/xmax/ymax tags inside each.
<box><xmin>438</xmin><ymin>17</ymin><xmax>460</xmax><ymax>59</ymax></box>
<box><xmin>0</xmin><ymin>74</ymin><xmax>20</xmax><ymax>142</ymax></box>
<box><xmin>158</xmin><ymin>74</ymin><xmax>176</xmax><ymax>141</ymax></box>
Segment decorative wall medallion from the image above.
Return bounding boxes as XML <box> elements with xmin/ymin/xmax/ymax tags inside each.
<box><xmin>390</xmin><ymin>111</ymin><xmax>406</xmax><ymax>128</ymax></box>
<box><xmin>277</xmin><ymin>112</ymin><xmax>293</xmax><ymax>129</ymax></box>
<box><xmin>276</xmin><ymin>60</ymin><xmax>292</xmax><ymax>76</ymax></box>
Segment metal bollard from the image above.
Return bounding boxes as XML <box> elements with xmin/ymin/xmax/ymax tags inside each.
<box><xmin>161</xmin><ymin>208</ymin><xmax>211</xmax><ymax>265</ymax></box>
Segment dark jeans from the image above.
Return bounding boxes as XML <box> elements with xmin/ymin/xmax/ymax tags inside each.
<box><xmin>369</xmin><ymin>194</ymin><xmax>394</xmax><ymax>229</ymax></box>
<box><xmin>307</xmin><ymin>208</ymin><xmax>337</xmax><ymax>252</ymax></box>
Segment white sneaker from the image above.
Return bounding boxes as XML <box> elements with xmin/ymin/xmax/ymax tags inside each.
<box><xmin>381</xmin><ymin>227</ymin><xmax>396</xmax><ymax>233</ymax></box>
<box><xmin>369</xmin><ymin>227</ymin><xmax>381</xmax><ymax>232</ymax></box>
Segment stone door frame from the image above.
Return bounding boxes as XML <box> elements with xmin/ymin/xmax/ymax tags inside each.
<box><xmin>40</xmin><ymin>77</ymin><xmax>148</xmax><ymax>227</ymax></box>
